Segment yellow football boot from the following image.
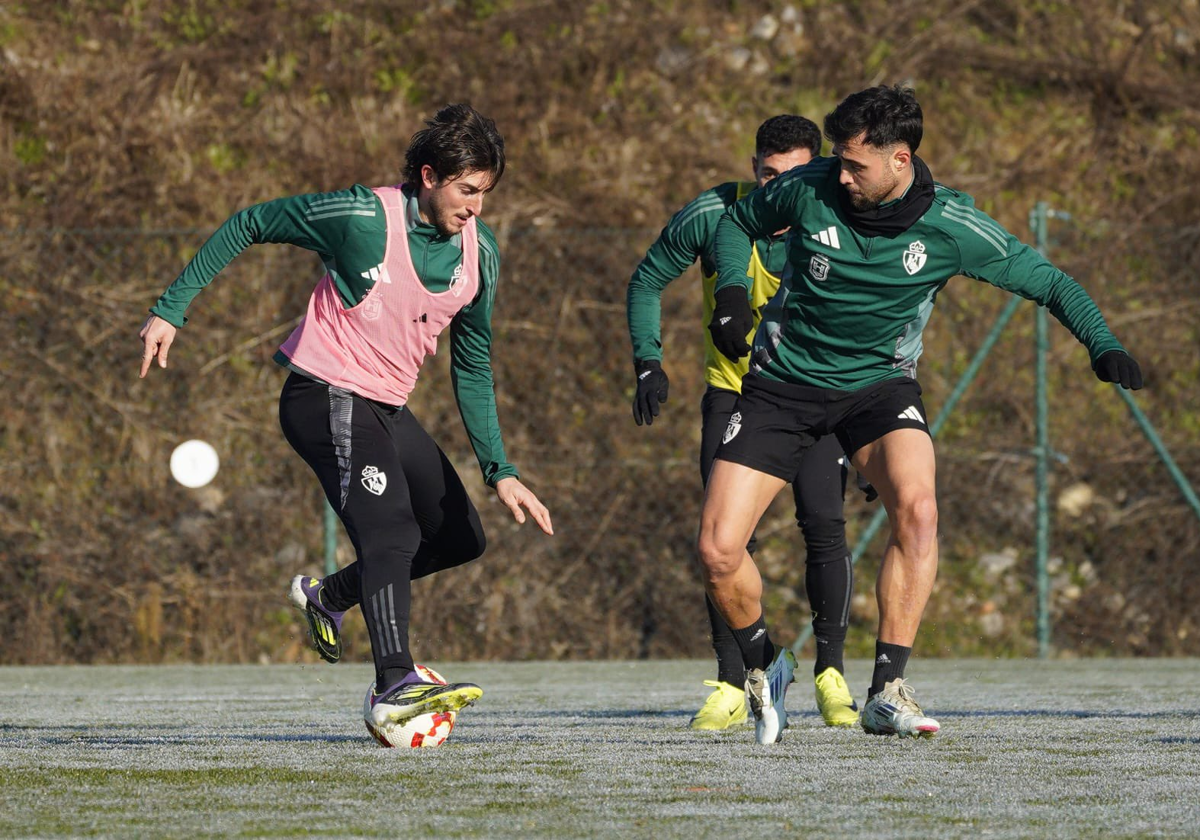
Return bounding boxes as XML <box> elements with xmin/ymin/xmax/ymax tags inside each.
<box><xmin>814</xmin><ymin>666</ymin><xmax>860</xmax><ymax>727</ymax></box>
<box><xmin>689</xmin><ymin>680</ymin><xmax>748</xmax><ymax>730</ymax></box>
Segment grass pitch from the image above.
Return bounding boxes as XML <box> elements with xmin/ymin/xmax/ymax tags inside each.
<box><xmin>1</xmin><ymin>659</ymin><xmax>1196</xmax><ymax>838</ymax></box>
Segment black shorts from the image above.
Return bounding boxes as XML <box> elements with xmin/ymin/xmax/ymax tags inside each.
<box><xmin>715</xmin><ymin>374</ymin><xmax>930</xmax><ymax>481</ymax></box>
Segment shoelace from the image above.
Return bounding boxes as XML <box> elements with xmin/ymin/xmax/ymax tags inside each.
<box><xmin>891</xmin><ymin>680</ymin><xmax>925</xmax><ymax>714</ymax></box>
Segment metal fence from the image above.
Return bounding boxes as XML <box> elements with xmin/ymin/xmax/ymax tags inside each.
<box><xmin>2</xmin><ymin>219</ymin><xmax>1198</xmax><ymax>665</ymax></box>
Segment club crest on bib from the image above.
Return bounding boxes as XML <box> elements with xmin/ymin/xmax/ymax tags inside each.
<box><xmin>809</xmin><ymin>253</ymin><xmax>830</xmax><ymax>282</ymax></box>
<box><xmin>448</xmin><ymin>263</ymin><xmax>467</xmax><ymax>297</ymax></box>
<box><xmin>361</xmin><ymin>465</ymin><xmax>387</xmax><ymax>496</ymax></box>
<box><xmin>723</xmin><ymin>411</ymin><xmax>742</xmax><ymax>444</ymax></box>
<box><xmin>362</xmin><ymin>295</ymin><xmax>384</xmax><ymax>321</ymax></box>
<box><xmin>903</xmin><ymin>240</ymin><xmax>927</xmax><ymax>275</ymax></box>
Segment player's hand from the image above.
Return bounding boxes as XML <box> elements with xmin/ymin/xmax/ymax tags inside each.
<box><xmin>495</xmin><ymin>477</ymin><xmax>554</xmax><ymax>536</ymax></box>
<box><xmin>1093</xmin><ymin>349</ymin><xmax>1143</xmax><ymax>390</ymax></box>
<box><xmin>632</xmin><ymin>359</ymin><xmax>670</xmax><ymax>426</ymax></box>
<box><xmin>139</xmin><ymin>314</ymin><xmax>177</xmax><ymax>378</ymax></box>
<box><xmin>856</xmin><ymin>471</ymin><xmax>879</xmax><ymax>503</ymax></box>
<box><xmin>708</xmin><ymin>286</ymin><xmax>754</xmax><ymax>362</ymax></box>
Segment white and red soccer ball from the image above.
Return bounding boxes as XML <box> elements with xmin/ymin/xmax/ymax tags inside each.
<box><xmin>363</xmin><ymin>664</ymin><xmax>457</xmax><ymax>748</ymax></box>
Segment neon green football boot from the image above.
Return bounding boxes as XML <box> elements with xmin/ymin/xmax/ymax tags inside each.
<box><xmin>689</xmin><ymin>680</ymin><xmax>748</xmax><ymax>730</ymax></box>
<box><xmin>814</xmin><ymin>666</ymin><xmax>860</xmax><ymax>727</ymax></box>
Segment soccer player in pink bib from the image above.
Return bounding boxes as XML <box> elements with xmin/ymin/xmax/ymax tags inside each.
<box><xmin>138</xmin><ymin>104</ymin><xmax>553</xmax><ymax>742</ymax></box>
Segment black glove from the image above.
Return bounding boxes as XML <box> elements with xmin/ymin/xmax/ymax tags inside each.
<box><xmin>708</xmin><ymin>285</ymin><xmax>754</xmax><ymax>362</ymax></box>
<box><xmin>632</xmin><ymin>359</ymin><xmax>670</xmax><ymax>426</ymax></box>
<box><xmin>1093</xmin><ymin>349</ymin><xmax>1143</xmax><ymax>390</ymax></box>
<box><xmin>856</xmin><ymin>471</ymin><xmax>879</xmax><ymax>503</ymax></box>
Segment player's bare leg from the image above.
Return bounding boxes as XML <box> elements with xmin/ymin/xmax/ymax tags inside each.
<box><xmin>852</xmin><ymin>428</ymin><xmax>940</xmax><ymax>736</ymax></box>
<box><xmin>697</xmin><ymin>459</ymin><xmax>795</xmax><ymax>743</ymax></box>
<box><xmin>697</xmin><ymin>459</ymin><xmax>788</xmax><ymax>629</ymax></box>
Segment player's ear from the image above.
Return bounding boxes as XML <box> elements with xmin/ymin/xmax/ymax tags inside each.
<box><xmin>420</xmin><ymin>164</ymin><xmax>439</xmax><ymax>190</ymax></box>
<box><xmin>892</xmin><ymin>146</ymin><xmax>911</xmax><ymax>173</ymax></box>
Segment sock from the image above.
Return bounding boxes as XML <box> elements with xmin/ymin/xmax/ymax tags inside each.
<box><xmin>807</xmin><ymin>554</ymin><xmax>851</xmax><ymax>676</ymax></box>
<box><xmin>378</xmin><ymin>664</ymin><xmax>416</xmax><ymax>692</ymax></box>
<box><xmin>730</xmin><ymin>614</ymin><xmax>774</xmax><ymax>672</ymax></box>
<box><xmin>706</xmin><ymin>596</ymin><xmax>746</xmax><ymax>686</ymax></box>
<box><xmin>869</xmin><ymin>641</ymin><xmax>911</xmax><ymax>697</ymax></box>
<box><xmin>319</xmin><ymin>562</ymin><xmax>361</xmax><ymax>612</ymax></box>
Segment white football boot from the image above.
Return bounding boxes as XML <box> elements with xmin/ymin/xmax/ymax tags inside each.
<box><xmin>861</xmin><ymin>678</ymin><xmax>940</xmax><ymax>737</ymax></box>
<box><xmin>744</xmin><ymin>645</ymin><xmax>796</xmax><ymax>744</ymax></box>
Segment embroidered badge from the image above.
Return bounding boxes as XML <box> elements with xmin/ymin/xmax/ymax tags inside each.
<box><xmin>361</xmin><ymin>465</ymin><xmax>387</xmax><ymax>496</ymax></box>
<box><xmin>723</xmin><ymin>411</ymin><xmax>743</xmax><ymax>444</ymax></box>
<box><xmin>903</xmin><ymin>240</ymin><xmax>927</xmax><ymax>276</ymax></box>
<box><xmin>809</xmin><ymin>254</ymin><xmax>830</xmax><ymax>281</ymax></box>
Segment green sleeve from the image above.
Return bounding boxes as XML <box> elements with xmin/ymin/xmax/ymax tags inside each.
<box><xmin>626</xmin><ymin>186</ymin><xmax>730</xmax><ymax>363</ymax></box>
<box><xmin>150</xmin><ymin>186</ymin><xmax>382</xmax><ymax>326</ymax></box>
<box><xmin>713</xmin><ymin>169</ymin><xmax>806</xmax><ymax>295</ymax></box>
<box><xmin>952</xmin><ymin>201</ymin><xmax>1125</xmax><ymax>364</ymax></box>
<box><xmin>449</xmin><ymin>222</ymin><xmax>519</xmax><ymax>487</ymax></box>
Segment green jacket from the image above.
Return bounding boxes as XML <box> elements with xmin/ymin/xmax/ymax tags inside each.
<box><xmin>714</xmin><ymin>158</ymin><xmax>1125</xmax><ymax>390</ymax></box>
<box><xmin>151</xmin><ymin>184</ymin><xmax>517</xmax><ymax>486</ymax></box>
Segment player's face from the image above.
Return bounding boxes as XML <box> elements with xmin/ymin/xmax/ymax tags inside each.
<box><xmin>419</xmin><ymin>166</ymin><xmax>494</xmax><ymax>235</ymax></box>
<box><xmin>752</xmin><ymin>147</ymin><xmax>814</xmax><ymax>189</ymax></box>
<box><xmin>832</xmin><ymin>134</ymin><xmax>907</xmax><ymax>211</ymax></box>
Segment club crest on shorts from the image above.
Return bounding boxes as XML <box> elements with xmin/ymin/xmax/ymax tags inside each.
<box><xmin>723</xmin><ymin>411</ymin><xmax>742</xmax><ymax>444</ymax></box>
<box><xmin>903</xmin><ymin>240</ymin><xmax>927</xmax><ymax>275</ymax></box>
<box><xmin>809</xmin><ymin>253</ymin><xmax>830</xmax><ymax>281</ymax></box>
<box><xmin>361</xmin><ymin>465</ymin><xmax>387</xmax><ymax>496</ymax></box>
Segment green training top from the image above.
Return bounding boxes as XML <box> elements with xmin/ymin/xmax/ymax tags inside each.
<box><xmin>627</xmin><ymin>181</ymin><xmax>790</xmax><ymax>392</ymax></box>
<box><xmin>714</xmin><ymin>157</ymin><xmax>1125</xmax><ymax>390</ymax></box>
<box><xmin>151</xmin><ymin>183</ymin><xmax>517</xmax><ymax>486</ymax></box>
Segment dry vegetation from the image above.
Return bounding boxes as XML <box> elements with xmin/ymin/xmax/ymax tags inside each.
<box><xmin>1</xmin><ymin>0</ymin><xmax>1198</xmax><ymax>665</ymax></box>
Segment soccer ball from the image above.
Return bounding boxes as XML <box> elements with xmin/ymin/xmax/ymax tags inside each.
<box><xmin>363</xmin><ymin>664</ymin><xmax>457</xmax><ymax>748</ymax></box>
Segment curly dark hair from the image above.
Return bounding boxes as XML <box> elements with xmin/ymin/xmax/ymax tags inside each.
<box><xmin>402</xmin><ymin>103</ymin><xmax>506</xmax><ymax>188</ymax></box>
<box><xmin>755</xmin><ymin>114</ymin><xmax>822</xmax><ymax>158</ymax></box>
<box><xmin>823</xmin><ymin>85</ymin><xmax>923</xmax><ymax>153</ymax></box>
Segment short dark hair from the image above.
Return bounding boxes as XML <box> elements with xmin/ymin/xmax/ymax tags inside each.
<box><xmin>403</xmin><ymin>103</ymin><xmax>506</xmax><ymax>189</ymax></box>
<box><xmin>823</xmin><ymin>85</ymin><xmax>923</xmax><ymax>153</ymax></box>
<box><xmin>755</xmin><ymin>114</ymin><xmax>822</xmax><ymax>158</ymax></box>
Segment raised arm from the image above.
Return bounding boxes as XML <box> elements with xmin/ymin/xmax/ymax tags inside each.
<box><xmin>708</xmin><ymin>169</ymin><xmax>807</xmax><ymax>360</ymax></box>
<box><xmin>139</xmin><ymin>186</ymin><xmax>380</xmax><ymax>377</ymax></box>
<box><xmin>948</xmin><ymin>197</ymin><xmax>1141</xmax><ymax>388</ymax></box>
<box><xmin>626</xmin><ymin>185</ymin><xmax>729</xmax><ymax>424</ymax></box>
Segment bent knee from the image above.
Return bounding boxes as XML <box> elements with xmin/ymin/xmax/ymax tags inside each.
<box><xmin>893</xmin><ymin>492</ymin><xmax>938</xmax><ymax>548</ymax></box>
<box><xmin>697</xmin><ymin>533</ymin><xmax>744</xmax><ymax>580</ymax></box>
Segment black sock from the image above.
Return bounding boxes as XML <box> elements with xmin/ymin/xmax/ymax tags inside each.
<box><xmin>808</xmin><ymin>554</ymin><xmax>851</xmax><ymax>676</ymax></box>
<box><xmin>869</xmin><ymin>641</ymin><xmax>911</xmax><ymax>697</ymax></box>
<box><xmin>706</xmin><ymin>596</ymin><xmax>746</xmax><ymax>686</ymax></box>
<box><xmin>730</xmin><ymin>614</ymin><xmax>774</xmax><ymax>672</ymax></box>
<box><xmin>379</xmin><ymin>665</ymin><xmax>416</xmax><ymax>692</ymax></box>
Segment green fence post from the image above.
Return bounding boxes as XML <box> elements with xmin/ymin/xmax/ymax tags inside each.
<box><xmin>792</xmin><ymin>293</ymin><xmax>1025</xmax><ymax>655</ymax></box>
<box><xmin>1032</xmin><ymin>201</ymin><xmax>1053</xmax><ymax>658</ymax></box>
<box><xmin>324</xmin><ymin>500</ymin><xmax>338</xmax><ymax>576</ymax></box>
<box><xmin>1113</xmin><ymin>387</ymin><xmax>1200</xmax><ymax>523</ymax></box>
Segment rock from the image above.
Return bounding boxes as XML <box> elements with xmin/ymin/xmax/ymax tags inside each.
<box><xmin>979</xmin><ymin>548</ymin><xmax>1018</xmax><ymax>580</ymax></box>
<box><xmin>724</xmin><ymin>47</ymin><xmax>751</xmax><ymax>72</ymax></box>
<box><xmin>751</xmin><ymin>14</ymin><xmax>779</xmax><ymax>40</ymax></box>
<box><xmin>1057</xmin><ymin>482</ymin><xmax>1095</xmax><ymax>517</ymax></box>
<box><xmin>656</xmin><ymin>46</ymin><xmax>691</xmax><ymax>75</ymax></box>
<box><xmin>979</xmin><ymin>611</ymin><xmax>1005</xmax><ymax>637</ymax></box>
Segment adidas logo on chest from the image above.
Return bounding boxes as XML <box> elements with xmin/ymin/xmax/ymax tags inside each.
<box><xmin>810</xmin><ymin>226</ymin><xmax>841</xmax><ymax>249</ymax></box>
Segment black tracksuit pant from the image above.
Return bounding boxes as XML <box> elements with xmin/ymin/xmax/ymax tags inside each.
<box><xmin>279</xmin><ymin>372</ymin><xmax>486</xmax><ymax>683</ymax></box>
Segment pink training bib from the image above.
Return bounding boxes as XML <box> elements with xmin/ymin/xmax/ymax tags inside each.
<box><xmin>278</xmin><ymin>186</ymin><xmax>480</xmax><ymax>405</ymax></box>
